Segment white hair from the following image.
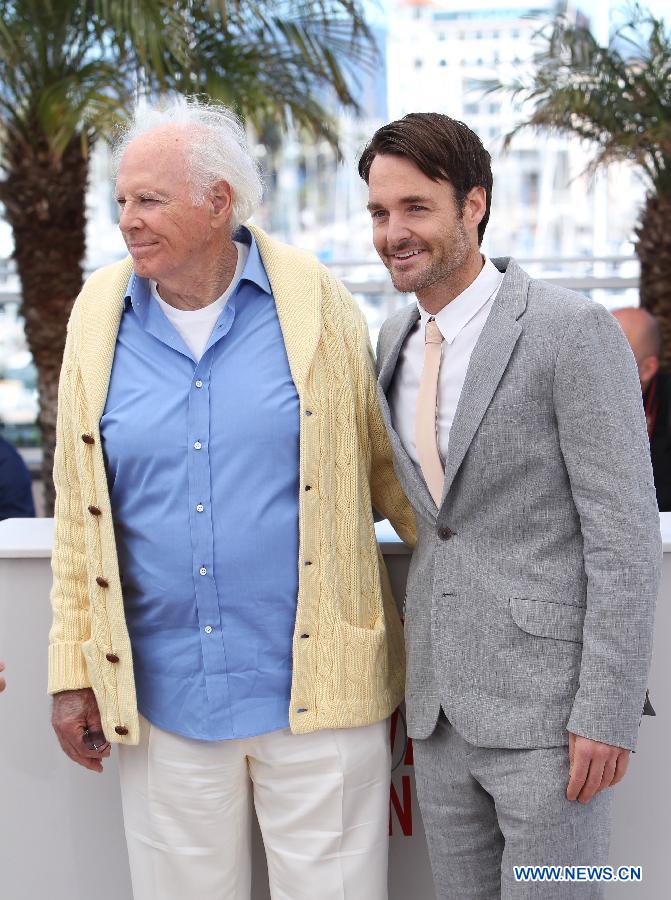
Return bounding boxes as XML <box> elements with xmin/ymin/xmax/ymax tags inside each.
<box><xmin>112</xmin><ymin>96</ymin><xmax>263</xmax><ymax>228</ymax></box>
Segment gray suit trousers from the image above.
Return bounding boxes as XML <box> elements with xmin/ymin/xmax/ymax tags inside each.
<box><xmin>413</xmin><ymin>716</ymin><xmax>612</xmax><ymax>900</ymax></box>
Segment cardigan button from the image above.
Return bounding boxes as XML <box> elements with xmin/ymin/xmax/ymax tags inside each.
<box><xmin>114</xmin><ymin>725</ymin><xmax>129</xmax><ymax>736</ymax></box>
<box><xmin>438</xmin><ymin>526</ymin><xmax>454</xmax><ymax>540</ymax></box>
<box><xmin>96</xmin><ymin>576</ymin><xmax>109</xmax><ymax>588</ymax></box>
<box><xmin>88</xmin><ymin>505</ymin><xmax>102</xmax><ymax>516</ymax></box>
<box><xmin>81</xmin><ymin>434</ymin><xmax>95</xmax><ymax>445</ymax></box>
<box><xmin>105</xmin><ymin>653</ymin><xmax>120</xmax><ymax>663</ymax></box>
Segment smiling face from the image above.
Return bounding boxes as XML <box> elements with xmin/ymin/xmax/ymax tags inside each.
<box><xmin>115</xmin><ymin>127</ymin><xmax>231</xmax><ymax>285</ymax></box>
<box><xmin>366</xmin><ymin>153</ymin><xmax>484</xmax><ymax>306</ymax></box>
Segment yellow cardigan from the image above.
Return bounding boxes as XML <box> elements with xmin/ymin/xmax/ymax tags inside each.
<box><xmin>49</xmin><ymin>225</ymin><xmax>416</xmax><ymax>744</ymax></box>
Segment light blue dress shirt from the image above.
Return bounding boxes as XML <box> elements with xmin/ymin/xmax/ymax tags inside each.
<box><xmin>100</xmin><ymin>229</ymin><xmax>300</xmax><ymax>740</ymax></box>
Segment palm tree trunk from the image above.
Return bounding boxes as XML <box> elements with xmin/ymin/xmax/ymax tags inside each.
<box><xmin>0</xmin><ymin>135</ymin><xmax>88</xmax><ymax>514</ymax></box>
<box><xmin>636</xmin><ymin>190</ymin><xmax>671</xmax><ymax>370</ymax></box>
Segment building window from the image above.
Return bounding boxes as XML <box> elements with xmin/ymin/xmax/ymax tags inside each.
<box><xmin>415</xmin><ymin>59</ymin><xmax>423</xmax><ymax>70</ymax></box>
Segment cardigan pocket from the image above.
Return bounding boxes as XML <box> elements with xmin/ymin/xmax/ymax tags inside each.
<box><xmin>339</xmin><ymin>618</ymin><xmax>387</xmax><ymax>688</ymax></box>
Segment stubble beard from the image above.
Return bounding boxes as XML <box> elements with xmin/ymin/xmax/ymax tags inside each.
<box><xmin>388</xmin><ymin>223</ymin><xmax>472</xmax><ymax>295</ymax></box>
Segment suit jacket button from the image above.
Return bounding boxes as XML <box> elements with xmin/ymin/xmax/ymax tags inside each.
<box><xmin>96</xmin><ymin>576</ymin><xmax>109</xmax><ymax>588</ymax></box>
<box><xmin>438</xmin><ymin>526</ymin><xmax>453</xmax><ymax>540</ymax></box>
<box><xmin>114</xmin><ymin>725</ymin><xmax>128</xmax><ymax>736</ymax></box>
<box><xmin>105</xmin><ymin>653</ymin><xmax>120</xmax><ymax>663</ymax></box>
<box><xmin>81</xmin><ymin>434</ymin><xmax>95</xmax><ymax>445</ymax></box>
<box><xmin>88</xmin><ymin>505</ymin><xmax>102</xmax><ymax>516</ymax></box>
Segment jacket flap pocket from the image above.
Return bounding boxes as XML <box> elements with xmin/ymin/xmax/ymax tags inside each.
<box><xmin>509</xmin><ymin>598</ymin><xmax>585</xmax><ymax>643</ymax></box>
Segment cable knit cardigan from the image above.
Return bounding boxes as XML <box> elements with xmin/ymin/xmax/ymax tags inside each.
<box><xmin>48</xmin><ymin>225</ymin><xmax>416</xmax><ymax>745</ymax></box>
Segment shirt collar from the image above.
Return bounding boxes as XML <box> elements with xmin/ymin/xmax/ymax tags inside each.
<box><xmin>124</xmin><ymin>225</ymin><xmax>271</xmax><ymax>315</ymax></box>
<box><xmin>417</xmin><ymin>255</ymin><xmax>503</xmax><ymax>345</ymax></box>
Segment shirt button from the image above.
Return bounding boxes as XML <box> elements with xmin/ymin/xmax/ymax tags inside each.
<box><xmin>195</xmin><ymin>380</ymin><xmax>204</xmax><ymax>388</ymax></box>
<box><xmin>199</xmin><ymin>567</ymin><xmax>208</xmax><ymax>576</ymax></box>
<box><xmin>204</xmin><ymin>625</ymin><xmax>213</xmax><ymax>634</ymax></box>
<box><xmin>196</xmin><ymin>503</ymin><xmax>204</xmax><ymax>512</ymax></box>
<box><xmin>193</xmin><ymin>441</ymin><xmax>202</xmax><ymax>450</ymax></box>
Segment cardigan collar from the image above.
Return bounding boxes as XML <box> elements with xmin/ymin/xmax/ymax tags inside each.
<box><xmin>74</xmin><ymin>225</ymin><xmax>323</xmax><ymax>422</ymax></box>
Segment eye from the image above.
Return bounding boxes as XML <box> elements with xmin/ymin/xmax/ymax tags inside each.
<box><xmin>409</xmin><ymin>205</ymin><xmax>428</xmax><ymax>212</ymax></box>
<box><xmin>370</xmin><ymin>209</ymin><xmax>388</xmax><ymax>219</ymax></box>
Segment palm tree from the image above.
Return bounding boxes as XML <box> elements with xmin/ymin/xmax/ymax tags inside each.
<box><xmin>0</xmin><ymin>0</ymin><xmax>375</xmax><ymax>510</ymax></box>
<box><xmin>497</xmin><ymin>5</ymin><xmax>671</xmax><ymax>362</ymax></box>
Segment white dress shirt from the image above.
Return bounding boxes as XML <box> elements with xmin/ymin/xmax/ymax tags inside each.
<box><xmin>388</xmin><ymin>256</ymin><xmax>504</xmax><ymax>475</ymax></box>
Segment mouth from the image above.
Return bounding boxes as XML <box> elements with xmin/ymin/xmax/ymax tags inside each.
<box><xmin>390</xmin><ymin>248</ymin><xmax>426</xmax><ymax>263</ymax></box>
<box><xmin>127</xmin><ymin>241</ymin><xmax>159</xmax><ymax>256</ymax></box>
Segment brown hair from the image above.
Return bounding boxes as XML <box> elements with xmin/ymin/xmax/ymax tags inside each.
<box><xmin>358</xmin><ymin>112</ymin><xmax>492</xmax><ymax>245</ymax></box>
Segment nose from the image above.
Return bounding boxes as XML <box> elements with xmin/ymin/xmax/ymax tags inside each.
<box><xmin>118</xmin><ymin>201</ymin><xmax>141</xmax><ymax>234</ymax></box>
<box><xmin>385</xmin><ymin>213</ymin><xmax>412</xmax><ymax>249</ymax></box>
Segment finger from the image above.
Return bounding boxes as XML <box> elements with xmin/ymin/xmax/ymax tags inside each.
<box><xmin>568</xmin><ymin>732</ymin><xmax>575</xmax><ymax>766</ymax></box>
<box><xmin>578</xmin><ymin>757</ymin><xmax>607</xmax><ymax>804</ymax></box>
<box><xmin>55</xmin><ymin>731</ymin><xmax>104</xmax><ymax>772</ymax></box>
<box><xmin>611</xmin><ymin>751</ymin><xmax>630</xmax><ymax>787</ymax></box>
<box><xmin>567</xmin><ymin>747</ymin><xmax>590</xmax><ymax>801</ymax></box>
<box><xmin>598</xmin><ymin>757</ymin><xmax>618</xmax><ymax>793</ymax></box>
<box><xmin>56</xmin><ymin>720</ymin><xmax>107</xmax><ymax>767</ymax></box>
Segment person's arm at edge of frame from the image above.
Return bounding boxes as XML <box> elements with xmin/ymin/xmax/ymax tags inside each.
<box><xmin>48</xmin><ymin>304</ymin><xmax>110</xmax><ymax>773</ymax></box>
<box><xmin>553</xmin><ymin>300</ymin><xmax>661</xmax><ymax>804</ymax></box>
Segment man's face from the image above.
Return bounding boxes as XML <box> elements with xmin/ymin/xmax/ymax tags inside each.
<box><xmin>366</xmin><ymin>153</ymin><xmax>477</xmax><ymax>297</ymax></box>
<box><xmin>115</xmin><ymin>128</ymin><xmax>219</xmax><ymax>283</ymax></box>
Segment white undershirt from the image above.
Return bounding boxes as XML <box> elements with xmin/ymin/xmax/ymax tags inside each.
<box><xmin>388</xmin><ymin>256</ymin><xmax>504</xmax><ymax>472</ymax></box>
<box><xmin>151</xmin><ymin>241</ymin><xmax>249</xmax><ymax>362</ymax></box>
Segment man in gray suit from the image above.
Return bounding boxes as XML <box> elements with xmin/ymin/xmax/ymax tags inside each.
<box><xmin>359</xmin><ymin>113</ymin><xmax>660</xmax><ymax>898</ymax></box>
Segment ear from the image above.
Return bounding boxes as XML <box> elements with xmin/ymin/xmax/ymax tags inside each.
<box><xmin>640</xmin><ymin>355</ymin><xmax>659</xmax><ymax>388</ymax></box>
<box><xmin>462</xmin><ymin>186</ymin><xmax>487</xmax><ymax>232</ymax></box>
<box><xmin>209</xmin><ymin>179</ymin><xmax>234</xmax><ymax>228</ymax></box>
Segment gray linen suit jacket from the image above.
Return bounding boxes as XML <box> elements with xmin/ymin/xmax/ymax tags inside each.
<box><xmin>377</xmin><ymin>258</ymin><xmax>661</xmax><ymax>752</ymax></box>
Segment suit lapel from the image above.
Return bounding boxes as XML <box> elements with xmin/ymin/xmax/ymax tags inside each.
<box><xmin>377</xmin><ymin>304</ymin><xmax>440</xmax><ymax>520</ymax></box>
<box><xmin>439</xmin><ymin>257</ymin><xmax>529</xmax><ymax>506</ymax></box>
<box><xmin>378</xmin><ymin>304</ymin><xmax>419</xmax><ymax>394</ymax></box>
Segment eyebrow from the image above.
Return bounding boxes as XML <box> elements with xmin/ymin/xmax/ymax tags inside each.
<box><xmin>366</xmin><ymin>195</ymin><xmax>434</xmax><ymax>211</ymax></box>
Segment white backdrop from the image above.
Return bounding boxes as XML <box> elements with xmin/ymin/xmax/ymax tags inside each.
<box><xmin>1</xmin><ymin>518</ymin><xmax>669</xmax><ymax>899</ymax></box>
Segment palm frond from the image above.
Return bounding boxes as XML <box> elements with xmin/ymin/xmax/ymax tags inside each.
<box><xmin>493</xmin><ymin>5</ymin><xmax>671</xmax><ymax>193</ymax></box>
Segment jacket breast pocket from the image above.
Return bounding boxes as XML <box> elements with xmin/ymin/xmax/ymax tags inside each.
<box><xmin>509</xmin><ymin>597</ymin><xmax>585</xmax><ymax>643</ymax></box>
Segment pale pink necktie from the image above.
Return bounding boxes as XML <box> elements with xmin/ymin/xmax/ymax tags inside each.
<box><xmin>416</xmin><ymin>317</ymin><xmax>445</xmax><ymax>506</ymax></box>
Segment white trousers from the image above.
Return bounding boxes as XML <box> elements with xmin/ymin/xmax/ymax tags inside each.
<box><xmin>118</xmin><ymin>715</ymin><xmax>391</xmax><ymax>900</ymax></box>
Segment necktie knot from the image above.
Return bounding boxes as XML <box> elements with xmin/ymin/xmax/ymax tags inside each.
<box><xmin>425</xmin><ymin>318</ymin><xmax>443</xmax><ymax>345</ymax></box>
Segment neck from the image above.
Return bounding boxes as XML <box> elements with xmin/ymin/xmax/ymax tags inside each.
<box><xmin>417</xmin><ymin>250</ymin><xmax>485</xmax><ymax>316</ymax></box>
<box><xmin>157</xmin><ymin>239</ymin><xmax>238</xmax><ymax>310</ymax></box>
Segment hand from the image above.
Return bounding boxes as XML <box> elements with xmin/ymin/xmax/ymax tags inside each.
<box><xmin>51</xmin><ymin>688</ymin><xmax>111</xmax><ymax>773</ymax></box>
<box><xmin>0</xmin><ymin>660</ymin><xmax>5</xmax><ymax>693</ymax></box>
<box><xmin>567</xmin><ymin>732</ymin><xmax>629</xmax><ymax>803</ymax></box>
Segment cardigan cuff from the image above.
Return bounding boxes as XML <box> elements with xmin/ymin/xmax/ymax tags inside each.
<box><xmin>48</xmin><ymin>642</ymin><xmax>91</xmax><ymax>694</ymax></box>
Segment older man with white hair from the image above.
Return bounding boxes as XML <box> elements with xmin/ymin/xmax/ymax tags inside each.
<box><xmin>48</xmin><ymin>98</ymin><xmax>415</xmax><ymax>900</ymax></box>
